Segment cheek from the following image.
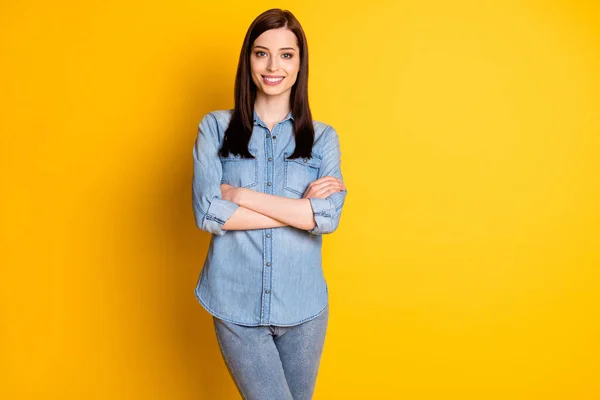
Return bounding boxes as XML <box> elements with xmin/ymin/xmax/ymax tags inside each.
<box><xmin>249</xmin><ymin>59</ymin><xmax>259</xmax><ymax>74</ymax></box>
<box><xmin>288</xmin><ymin>73</ymin><xmax>299</xmax><ymax>86</ymax></box>
<box><xmin>286</xmin><ymin>61</ymin><xmax>300</xmax><ymax>81</ymax></box>
<box><xmin>250</xmin><ymin>56</ymin><xmax>269</xmax><ymax>73</ymax></box>
<box><xmin>249</xmin><ymin>60</ymin><xmax>262</xmax><ymax>84</ymax></box>
<box><xmin>291</xmin><ymin>59</ymin><xmax>300</xmax><ymax>71</ymax></box>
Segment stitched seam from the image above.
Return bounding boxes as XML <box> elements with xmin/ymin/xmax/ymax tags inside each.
<box><xmin>195</xmin><ymin>287</ymin><xmax>327</xmax><ymax>327</ymax></box>
<box><xmin>283</xmin><ymin>151</ymin><xmax>321</xmax><ymax>195</ymax></box>
<box><xmin>205</xmin><ymin>214</ymin><xmax>225</xmax><ymax>225</ymax></box>
<box><xmin>196</xmin><ymin>290</ymin><xmax>261</xmax><ymax>326</ymax></box>
<box><xmin>268</xmin><ymin>302</ymin><xmax>329</xmax><ymax>327</ymax></box>
<box><xmin>214</xmin><ymin>321</ymin><xmax>247</xmax><ymax>400</ymax></box>
<box><xmin>261</xmin><ymin>139</ymin><xmax>269</xmax><ymax>324</ymax></box>
<box><xmin>260</xmin><ymin>246</ymin><xmax>266</xmax><ymax>323</ymax></box>
<box><xmin>220</xmin><ymin>157</ymin><xmax>258</xmax><ymax>188</ymax></box>
<box><xmin>268</xmin><ymin>228</ymin><xmax>274</xmax><ymax>324</ymax></box>
<box><xmin>192</xmin><ymin>187</ymin><xmax>208</xmax><ymax>216</ymax></box>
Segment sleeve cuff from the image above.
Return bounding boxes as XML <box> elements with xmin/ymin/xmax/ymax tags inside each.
<box><xmin>202</xmin><ymin>197</ymin><xmax>239</xmax><ymax>235</ymax></box>
<box><xmin>307</xmin><ymin>197</ymin><xmax>334</xmax><ymax>235</ymax></box>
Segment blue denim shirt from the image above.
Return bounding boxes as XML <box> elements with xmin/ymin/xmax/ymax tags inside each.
<box><xmin>192</xmin><ymin>109</ymin><xmax>347</xmax><ymax>326</ymax></box>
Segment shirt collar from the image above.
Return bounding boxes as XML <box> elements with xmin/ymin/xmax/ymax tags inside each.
<box><xmin>253</xmin><ymin>109</ymin><xmax>294</xmax><ymax>127</ymax></box>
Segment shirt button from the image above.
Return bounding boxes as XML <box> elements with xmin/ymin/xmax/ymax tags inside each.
<box><xmin>268</xmin><ymin>157</ymin><xmax>273</xmax><ymax>162</ymax></box>
<box><xmin>267</xmin><ymin>182</ymin><xmax>272</xmax><ymax>186</ymax></box>
<box><xmin>266</xmin><ymin>262</ymin><xmax>271</xmax><ymax>266</ymax></box>
<box><xmin>265</xmin><ymin>289</ymin><xmax>270</xmax><ymax>294</ymax></box>
<box><xmin>303</xmin><ymin>159</ymin><xmax>308</xmax><ymax>163</ymax></box>
<box><xmin>266</xmin><ymin>134</ymin><xmax>271</xmax><ymax>138</ymax></box>
<box><xmin>272</xmin><ymin>135</ymin><xmax>277</xmax><ymax>139</ymax></box>
<box><xmin>266</xmin><ymin>234</ymin><xmax>271</xmax><ymax>238</ymax></box>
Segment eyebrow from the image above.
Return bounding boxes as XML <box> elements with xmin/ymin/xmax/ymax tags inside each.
<box><xmin>253</xmin><ymin>45</ymin><xmax>298</xmax><ymax>51</ymax></box>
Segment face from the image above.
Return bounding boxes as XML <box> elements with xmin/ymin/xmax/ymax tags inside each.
<box><xmin>250</xmin><ymin>28</ymin><xmax>300</xmax><ymax>100</ymax></box>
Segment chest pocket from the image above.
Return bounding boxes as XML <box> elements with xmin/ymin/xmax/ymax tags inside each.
<box><xmin>284</xmin><ymin>151</ymin><xmax>322</xmax><ymax>196</ymax></box>
<box><xmin>220</xmin><ymin>148</ymin><xmax>258</xmax><ymax>189</ymax></box>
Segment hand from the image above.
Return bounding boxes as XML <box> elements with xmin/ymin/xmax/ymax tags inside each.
<box><xmin>221</xmin><ymin>183</ymin><xmax>239</xmax><ymax>203</ymax></box>
<box><xmin>302</xmin><ymin>176</ymin><xmax>346</xmax><ymax>199</ymax></box>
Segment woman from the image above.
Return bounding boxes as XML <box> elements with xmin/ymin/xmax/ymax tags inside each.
<box><xmin>192</xmin><ymin>8</ymin><xmax>347</xmax><ymax>400</ymax></box>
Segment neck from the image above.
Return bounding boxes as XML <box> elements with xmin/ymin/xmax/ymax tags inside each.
<box><xmin>254</xmin><ymin>91</ymin><xmax>291</xmax><ymax>123</ymax></box>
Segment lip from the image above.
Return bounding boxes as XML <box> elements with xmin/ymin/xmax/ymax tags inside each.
<box><xmin>262</xmin><ymin>75</ymin><xmax>284</xmax><ymax>86</ymax></box>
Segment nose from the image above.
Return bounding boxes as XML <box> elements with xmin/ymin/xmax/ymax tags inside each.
<box><xmin>266</xmin><ymin>55</ymin><xmax>280</xmax><ymax>72</ymax></box>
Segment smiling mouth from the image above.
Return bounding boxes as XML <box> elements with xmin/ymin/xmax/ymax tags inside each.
<box><xmin>262</xmin><ymin>76</ymin><xmax>284</xmax><ymax>84</ymax></box>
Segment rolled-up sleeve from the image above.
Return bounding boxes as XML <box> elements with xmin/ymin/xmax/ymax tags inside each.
<box><xmin>192</xmin><ymin>113</ymin><xmax>239</xmax><ymax>235</ymax></box>
<box><xmin>308</xmin><ymin>126</ymin><xmax>347</xmax><ymax>235</ymax></box>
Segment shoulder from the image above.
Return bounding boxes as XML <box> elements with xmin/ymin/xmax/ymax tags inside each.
<box><xmin>198</xmin><ymin>109</ymin><xmax>234</xmax><ymax>135</ymax></box>
<box><xmin>312</xmin><ymin>119</ymin><xmax>339</xmax><ymax>148</ymax></box>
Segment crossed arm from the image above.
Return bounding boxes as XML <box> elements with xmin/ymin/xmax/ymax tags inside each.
<box><xmin>221</xmin><ymin>176</ymin><xmax>345</xmax><ymax>231</ymax></box>
<box><xmin>192</xmin><ymin>113</ymin><xmax>347</xmax><ymax>236</ymax></box>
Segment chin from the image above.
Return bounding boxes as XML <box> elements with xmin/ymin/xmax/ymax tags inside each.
<box><xmin>262</xmin><ymin>86</ymin><xmax>291</xmax><ymax>96</ymax></box>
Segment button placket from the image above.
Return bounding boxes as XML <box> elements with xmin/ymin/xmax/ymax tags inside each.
<box><xmin>260</xmin><ymin>124</ymin><xmax>276</xmax><ymax>325</ymax></box>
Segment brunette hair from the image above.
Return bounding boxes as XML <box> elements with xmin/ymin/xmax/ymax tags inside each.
<box><xmin>219</xmin><ymin>8</ymin><xmax>314</xmax><ymax>159</ymax></box>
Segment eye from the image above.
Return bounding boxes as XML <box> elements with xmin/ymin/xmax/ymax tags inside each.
<box><xmin>282</xmin><ymin>53</ymin><xmax>294</xmax><ymax>59</ymax></box>
<box><xmin>255</xmin><ymin>51</ymin><xmax>267</xmax><ymax>57</ymax></box>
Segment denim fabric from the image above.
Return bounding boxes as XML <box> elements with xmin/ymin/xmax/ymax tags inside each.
<box><xmin>213</xmin><ymin>304</ymin><xmax>329</xmax><ymax>400</ymax></box>
<box><xmin>192</xmin><ymin>109</ymin><xmax>347</xmax><ymax>326</ymax></box>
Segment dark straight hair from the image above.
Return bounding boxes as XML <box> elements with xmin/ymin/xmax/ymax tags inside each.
<box><xmin>219</xmin><ymin>8</ymin><xmax>315</xmax><ymax>159</ymax></box>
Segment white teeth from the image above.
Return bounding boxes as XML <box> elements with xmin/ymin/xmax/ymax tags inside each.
<box><xmin>264</xmin><ymin>77</ymin><xmax>283</xmax><ymax>82</ymax></box>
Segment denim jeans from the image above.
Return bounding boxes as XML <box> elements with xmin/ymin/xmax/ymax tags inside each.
<box><xmin>213</xmin><ymin>305</ymin><xmax>329</xmax><ymax>400</ymax></box>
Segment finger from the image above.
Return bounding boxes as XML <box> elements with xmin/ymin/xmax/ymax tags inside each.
<box><xmin>306</xmin><ymin>180</ymin><xmax>345</xmax><ymax>198</ymax></box>
<box><xmin>309</xmin><ymin>176</ymin><xmax>340</xmax><ymax>186</ymax></box>
<box><xmin>310</xmin><ymin>179</ymin><xmax>342</xmax><ymax>191</ymax></box>
<box><xmin>326</xmin><ymin>182</ymin><xmax>345</xmax><ymax>192</ymax></box>
<box><xmin>315</xmin><ymin>182</ymin><xmax>344</xmax><ymax>195</ymax></box>
<box><xmin>325</xmin><ymin>178</ymin><xmax>344</xmax><ymax>188</ymax></box>
<box><xmin>315</xmin><ymin>186</ymin><xmax>338</xmax><ymax>198</ymax></box>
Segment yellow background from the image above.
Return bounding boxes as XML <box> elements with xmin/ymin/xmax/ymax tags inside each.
<box><xmin>1</xmin><ymin>0</ymin><xmax>599</xmax><ymax>398</ymax></box>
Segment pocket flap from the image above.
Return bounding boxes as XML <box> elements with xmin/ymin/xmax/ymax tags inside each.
<box><xmin>284</xmin><ymin>152</ymin><xmax>322</xmax><ymax>168</ymax></box>
<box><xmin>220</xmin><ymin>147</ymin><xmax>257</xmax><ymax>161</ymax></box>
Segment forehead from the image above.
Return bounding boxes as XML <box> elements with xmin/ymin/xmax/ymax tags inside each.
<box><xmin>253</xmin><ymin>28</ymin><xmax>299</xmax><ymax>50</ymax></box>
